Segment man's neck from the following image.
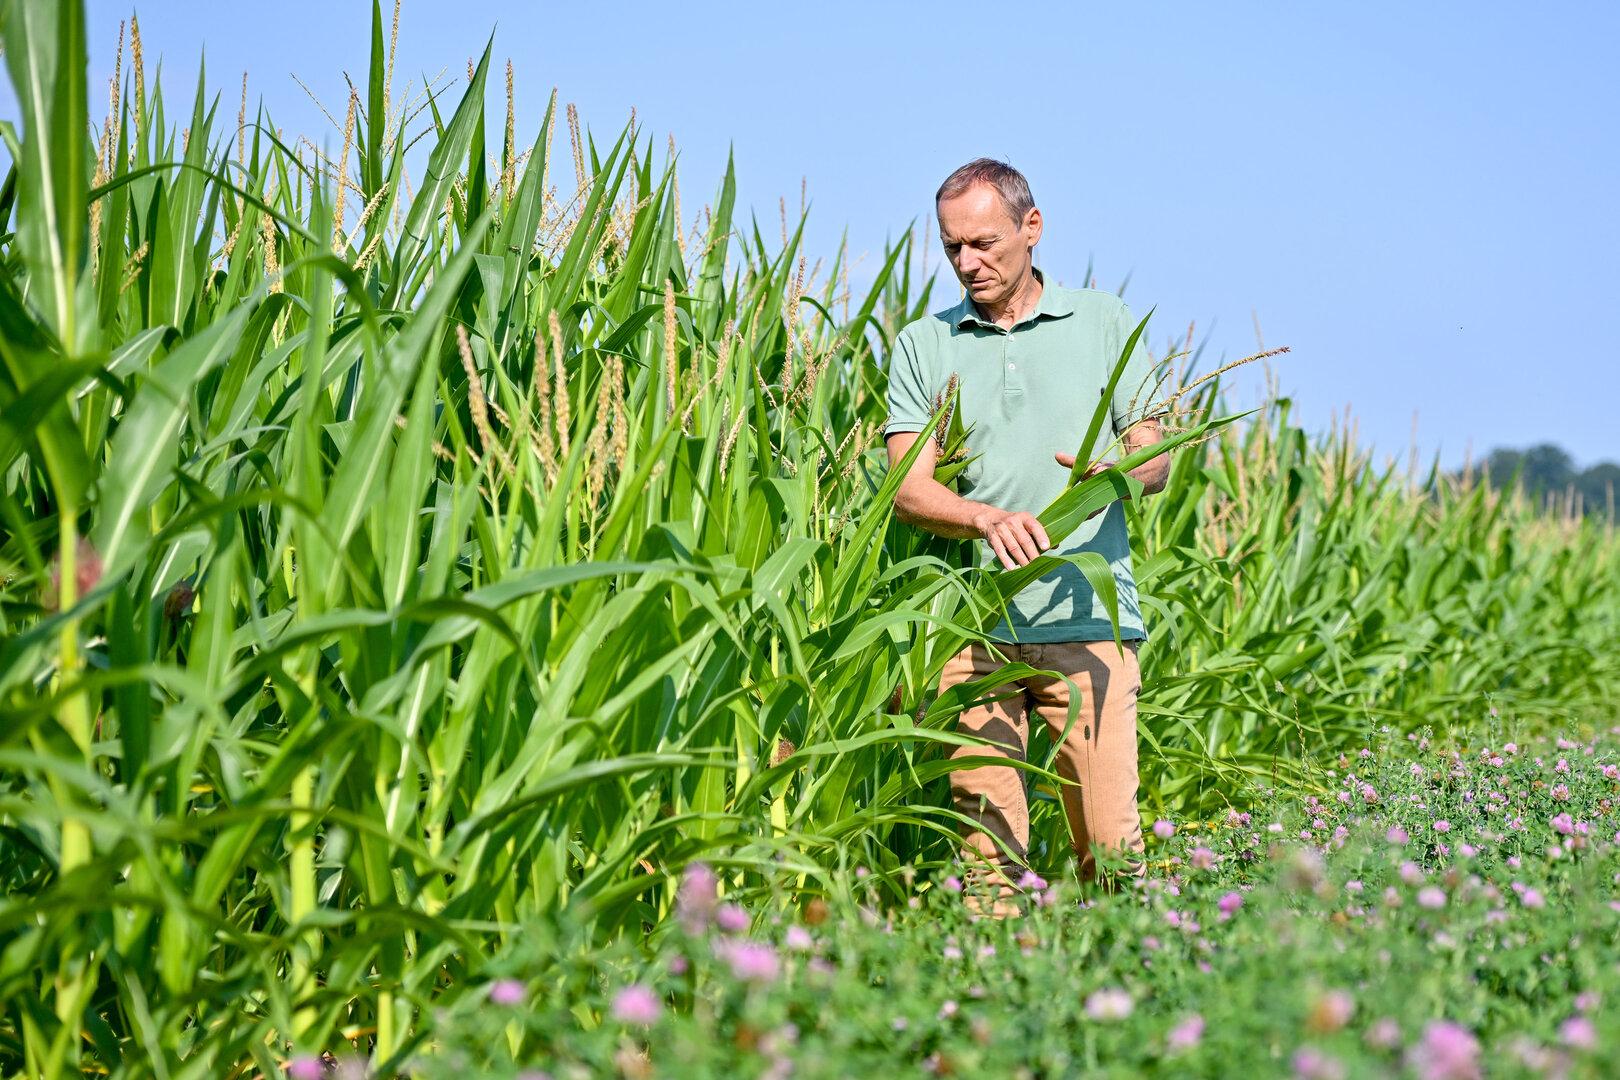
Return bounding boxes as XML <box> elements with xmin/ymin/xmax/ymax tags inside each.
<box><xmin>978</xmin><ymin>268</ymin><xmax>1043</xmax><ymax>328</ymax></box>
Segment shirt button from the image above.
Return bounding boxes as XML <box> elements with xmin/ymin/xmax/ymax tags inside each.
<box><xmin>1008</xmin><ymin>362</ymin><xmax>1016</xmax><ymax>370</ymax></box>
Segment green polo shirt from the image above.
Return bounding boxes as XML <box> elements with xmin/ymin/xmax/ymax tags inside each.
<box><xmin>883</xmin><ymin>272</ymin><xmax>1161</xmax><ymax>643</ymax></box>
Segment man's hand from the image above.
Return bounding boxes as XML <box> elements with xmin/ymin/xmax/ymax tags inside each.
<box><xmin>1053</xmin><ymin>419</ymin><xmax>1172</xmax><ymax>496</ymax></box>
<box><xmin>1053</xmin><ymin>452</ymin><xmax>1114</xmax><ymax>479</ymax></box>
<box><xmin>971</xmin><ymin>507</ymin><xmax>1051</xmax><ymax>570</ymax></box>
<box><xmin>1050</xmin><ymin>454</ymin><xmax>1116</xmax><ymax>525</ymax></box>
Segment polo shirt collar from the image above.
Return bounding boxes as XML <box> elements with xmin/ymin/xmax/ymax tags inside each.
<box><xmin>950</xmin><ymin>267</ymin><xmax>1075</xmax><ymax>330</ymax></box>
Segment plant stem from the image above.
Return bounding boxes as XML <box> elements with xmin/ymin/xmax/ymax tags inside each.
<box><xmin>49</xmin><ymin>507</ymin><xmax>96</xmax><ymax>1079</ymax></box>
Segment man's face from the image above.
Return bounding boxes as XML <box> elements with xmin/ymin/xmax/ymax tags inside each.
<box><xmin>937</xmin><ymin>182</ymin><xmax>1042</xmax><ymax>309</ymax></box>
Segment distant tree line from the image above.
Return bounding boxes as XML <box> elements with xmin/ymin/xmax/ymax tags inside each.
<box><xmin>1470</xmin><ymin>444</ymin><xmax>1619</xmax><ymax>520</ymax></box>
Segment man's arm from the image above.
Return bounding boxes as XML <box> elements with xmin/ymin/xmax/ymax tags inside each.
<box><xmin>1121</xmin><ymin>417</ymin><xmax>1171</xmax><ymax>495</ymax></box>
<box><xmin>1053</xmin><ymin>417</ymin><xmax>1171</xmax><ymax>496</ymax></box>
<box><xmin>885</xmin><ymin>431</ymin><xmax>1052</xmax><ymax>570</ymax></box>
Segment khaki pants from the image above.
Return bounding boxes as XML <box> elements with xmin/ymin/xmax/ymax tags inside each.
<box><xmin>941</xmin><ymin>639</ymin><xmax>1146</xmax><ymax>884</ymax></box>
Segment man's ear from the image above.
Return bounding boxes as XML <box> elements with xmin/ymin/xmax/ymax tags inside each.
<box><xmin>1025</xmin><ymin>206</ymin><xmax>1043</xmax><ymax>248</ymax></box>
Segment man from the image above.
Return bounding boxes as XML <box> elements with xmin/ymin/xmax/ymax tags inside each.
<box><xmin>883</xmin><ymin>158</ymin><xmax>1169</xmax><ymax>903</ymax></box>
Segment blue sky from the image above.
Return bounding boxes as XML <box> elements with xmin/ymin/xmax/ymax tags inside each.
<box><xmin>11</xmin><ymin>1</ymin><xmax>1619</xmax><ymax>469</ymax></box>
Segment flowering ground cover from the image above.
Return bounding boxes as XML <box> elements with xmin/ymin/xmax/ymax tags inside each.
<box><xmin>419</xmin><ymin>723</ymin><xmax>1620</xmax><ymax>1078</ymax></box>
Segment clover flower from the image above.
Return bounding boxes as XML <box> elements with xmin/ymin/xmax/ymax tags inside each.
<box><xmin>715</xmin><ymin>940</ymin><xmax>780</xmax><ymax>983</ymax></box>
<box><xmin>1167</xmin><ymin>1014</ymin><xmax>1205</xmax><ymax>1051</ymax></box>
<box><xmin>1559</xmin><ymin>1015</ymin><xmax>1596</xmax><ymax>1050</ymax></box>
<box><xmin>1407</xmin><ymin>1020</ymin><xmax>1481</xmax><ymax>1080</ymax></box>
<box><xmin>716</xmin><ymin>903</ymin><xmax>750</xmax><ymax>934</ymax></box>
<box><xmin>1084</xmin><ymin>988</ymin><xmax>1134</xmax><ymax>1021</ymax></box>
<box><xmin>1365</xmin><ymin>1017</ymin><xmax>1402</xmax><ymax>1050</ymax></box>
<box><xmin>1282</xmin><ymin>848</ymin><xmax>1326</xmax><ymax>892</ymax></box>
<box><xmin>611</xmin><ymin>984</ymin><xmax>662</xmax><ymax>1025</ymax></box>
<box><xmin>1292</xmin><ymin>1047</ymin><xmax>1345</xmax><ymax>1080</ymax></box>
<box><xmin>1017</xmin><ymin>870</ymin><xmax>1048</xmax><ymax>891</ymax></box>
<box><xmin>1305</xmin><ymin>989</ymin><xmax>1355</xmax><ymax>1033</ymax></box>
<box><xmin>677</xmin><ymin>862</ymin><xmax>720</xmax><ymax>932</ymax></box>
<box><xmin>487</xmin><ymin>979</ymin><xmax>526</xmax><ymax>1006</ymax></box>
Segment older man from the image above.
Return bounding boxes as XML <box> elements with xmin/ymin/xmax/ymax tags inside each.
<box><xmin>883</xmin><ymin>158</ymin><xmax>1168</xmax><ymax>903</ymax></box>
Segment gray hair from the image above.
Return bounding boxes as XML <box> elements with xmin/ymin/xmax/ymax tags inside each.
<box><xmin>935</xmin><ymin>158</ymin><xmax>1036</xmax><ymax>224</ymax></box>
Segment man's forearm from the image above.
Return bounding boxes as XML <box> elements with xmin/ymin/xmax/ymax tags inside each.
<box><xmin>1121</xmin><ymin>419</ymin><xmax>1171</xmax><ymax>496</ymax></box>
<box><xmin>895</xmin><ymin>477</ymin><xmax>997</xmax><ymax>540</ymax></box>
<box><xmin>899</xmin><ymin>456</ymin><xmax>1165</xmax><ymax>543</ymax></box>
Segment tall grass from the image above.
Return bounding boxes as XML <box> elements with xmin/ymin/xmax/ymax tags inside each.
<box><xmin>1</xmin><ymin>1</ymin><xmax>1616</xmax><ymax>1074</ymax></box>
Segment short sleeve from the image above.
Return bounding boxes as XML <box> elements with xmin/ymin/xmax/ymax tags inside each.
<box><xmin>883</xmin><ymin>327</ymin><xmax>934</xmax><ymax>437</ymax></box>
<box><xmin>1110</xmin><ymin>301</ymin><xmax>1165</xmax><ymax>434</ymax></box>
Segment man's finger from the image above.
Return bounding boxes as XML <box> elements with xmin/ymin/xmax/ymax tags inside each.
<box><xmin>1054</xmin><ymin>452</ymin><xmax>1076</xmax><ymax>468</ymax></box>
<box><xmin>995</xmin><ymin>523</ymin><xmax>1028</xmax><ymax>567</ymax></box>
<box><xmin>1082</xmin><ymin>460</ymin><xmax>1117</xmax><ymax>480</ymax></box>
<box><xmin>1032</xmin><ymin>521</ymin><xmax>1051</xmax><ymax>550</ymax></box>
<box><xmin>988</xmin><ymin>531</ymin><xmax>1017</xmax><ymax>570</ymax></box>
<box><xmin>1007</xmin><ymin>521</ymin><xmax>1042</xmax><ymax>564</ymax></box>
<box><xmin>996</xmin><ymin>522</ymin><xmax>1033</xmax><ymax>567</ymax></box>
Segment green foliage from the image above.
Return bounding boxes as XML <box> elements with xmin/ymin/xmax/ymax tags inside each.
<box><xmin>1125</xmin><ymin>401</ymin><xmax>1620</xmax><ymax>822</ymax></box>
<box><xmin>421</xmin><ymin>724</ymin><xmax>1620</xmax><ymax>1078</ymax></box>
<box><xmin>0</xmin><ymin>1</ymin><xmax>1616</xmax><ymax>1074</ymax></box>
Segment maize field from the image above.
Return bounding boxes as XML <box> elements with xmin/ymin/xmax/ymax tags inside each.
<box><xmin>0</xmin><ymin>2</ymin><xmax>1616</xmax><ymax>1074</ymax></box>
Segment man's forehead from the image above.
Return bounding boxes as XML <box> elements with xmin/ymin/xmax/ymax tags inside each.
<box><xmin>938</xmin><ymin>219</ymin><xmax>1007</xmax><ymax>244</ymax></box>
<box><xmin>937</xmin><ymin>186</ymin><xmax>1017</xmax><ymax>236</ymax></box>
<box><xmin>938</xmin><ymin>207</ymin><xmax>1006</xmax><ymax>237</ymax></box>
